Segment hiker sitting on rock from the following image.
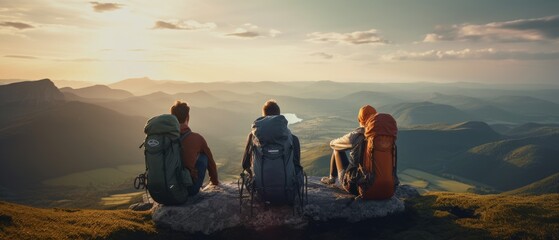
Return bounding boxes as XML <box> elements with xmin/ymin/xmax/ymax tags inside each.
<box><xmin>321</xmin><ymin>105</ymin><xmax>376</xmax><ymax>192</ymax></box>
<box><xmin>171</xmin><ymin>101</ymin><xmax>219</xmax><ymax>195</ymax></box>
<box><xmin>321</xmin><ymin>104</ymin><xmax>399</xmax><ymax>200</ymax></box>
<box><xmin>240</xmin><ymin>100</ymin><xmax>305</xmax><ymax>204</ymax></box>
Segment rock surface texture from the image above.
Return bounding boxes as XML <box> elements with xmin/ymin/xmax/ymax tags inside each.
<box><xmin>152</xmin><ymin>176</ymin><xmax>419</xmax><ymax>234</ymax></box>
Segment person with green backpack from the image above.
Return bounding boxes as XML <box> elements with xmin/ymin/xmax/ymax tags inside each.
<box><xmin>139</xmin><ymin>101</ymin><xmax>219</xmax><ymax>205</ymax></box>
<box><xmin>171</xmin><ymin>101</ymin><xmax>220</xmax><ymax>195</ymax></box>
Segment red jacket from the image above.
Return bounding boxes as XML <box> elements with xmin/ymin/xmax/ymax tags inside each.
<box><xmin>180</xmin><ymin>124</ymin><xmax>219</xmax><ymax>185</ymax></box>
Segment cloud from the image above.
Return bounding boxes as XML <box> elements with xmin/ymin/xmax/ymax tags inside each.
<box><xmin>269</xmin><ymin>29</ymin><xmax>282</xmax><ymax>37</ymax></box>
<box><xmin>226</xmin><ymin>31</ymin><xmax>260</xmax><ymax>38</ymax></box>
<box><xmin>4</xmin><ymin>55</ymin><xmax>102</xmax><ymax>62</ymax></box>
<box><xmin>225</xmin><ymin>23</ymin><xmax>281</xmax><ymax>38</ymax></box>
<box><xmin>53</xmin><ymin>58</ymin><xmax>101</xmax><ymax>62</ymax></box>
<box><xmin>153</xmin><ymin>20</ymin><xmax>216</xmax><ymax>30</ymax></box>
<box><xmin>0</xmin><ymin>21</ymin><xmax>34</xmax><ymax>29</ymax></box>
<box><xmin>4</xmin><ymin>55</ymin><xmax>38</xmax><ymax>59</ymax></box>
<box><xmin>307</xmin><ymin>29</ymin><xmax>388</xmax><ymax>45</ymax></box>
<box><xmin>382</xmin><ymin>48</ymin><xmax>559</xmax><ymax>61</ymax></box>
<box><xmin>71</xmin><ymin>58</ymin><xmax>101</xmax><ymax>62</ymax></box>
<box><xmin>89</xmin><ymin>2</ymin><xmax>123</xmax><ymax>12</ymax></box>
<box><xmin>424</xmin><ymin>15</ymin><xmax>559</xmax><ymax>42</ymax></box>
<box><xmin>310</xmin><ymin>52</ymin><xmax>333</xmax><ymax>59</ymax></box>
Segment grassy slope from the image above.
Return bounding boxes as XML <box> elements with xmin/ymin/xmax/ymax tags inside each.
<box><xmin>411</xmin><ymin>193</ymin><xmax>559</xmax><ymax>239</ymax></box>
<box><xmin>504</xmin><ymin>172</ymin><xmax>559</xmax><ymax>195</ymax></box>
<box><xmin>0</xmin><ymin>201</ymin><xmax>155</xmax><ymax>240</ymax></box>
<box><xmin>2</xmin><ymin>193</ymin><xmax>558</xmax><ymax>240</ymax></box>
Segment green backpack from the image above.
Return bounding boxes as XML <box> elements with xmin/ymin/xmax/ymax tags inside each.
<box><xmin>139</xmin><ymin>114</ymin><xmax>193</xmax><ymax>205</ymax></box>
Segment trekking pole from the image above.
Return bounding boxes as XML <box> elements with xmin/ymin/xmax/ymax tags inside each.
<box><xmin>250</xmin><ymin>187</ymin><xmax>255</xmax><ymax>217</ymax></box>
<box><xmin>304</xmin><ymin>171</ymin><xmax>308</xmax><ymax>205</ymax></box>
<box><xmin>238</xmin><ymin>172</ymin><xmax>246</xmax><ymax>214</ymax></box>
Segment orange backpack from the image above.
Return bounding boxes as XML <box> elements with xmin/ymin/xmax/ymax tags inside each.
<box><xmin>358</xmin><ymin>113</ymin><xmax>398</xmax><ymax>200</ymax></box>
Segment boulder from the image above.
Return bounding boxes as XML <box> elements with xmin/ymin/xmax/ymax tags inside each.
<box><xmin>152</xmin><ymin>176</ymin><xmax>418</xmax><ymax>235</ymax></box>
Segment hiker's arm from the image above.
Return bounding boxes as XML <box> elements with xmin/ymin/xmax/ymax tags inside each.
<box><xmin>241</xmin><ymin>133</ymin><xmax>253</xmax><ymax>175</ymax></box>
<box><xmin>182</xmin><ymin>144</ymin><xmax>198</xmax><ymax>182</ymax></box>
<box><xmin>202</xmin><ymin>138</ymin><xmax>219</xmax><ymax>185</ymax></box>
<box><xmin>330</xmin><ymin>132</ymin><xmax>352</xmax><ymax>150</ymax></box>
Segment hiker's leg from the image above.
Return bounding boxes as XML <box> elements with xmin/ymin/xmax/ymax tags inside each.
<box><xmin>329</xmin><ymin>150</ymin><xmax>338</xmax><ymax>178</ymax></box>
<box><xmin>187</xmin><ymin>154</ymin><xmax>208</xmax><ymax>196</ymax></box>
<box><xmin>333</xmin><ymin>150</ymin><xmax>350</xmax><ymax>189</ymax></box>
<box><xmin>333</xmin><ymin>150</ymin><xmax>349</xmax><ymax>179</ymax></box>
<box><xmin>320</xmin><ymin>150</ymin><xmax>349</xmax><ymax>184</ymax></box>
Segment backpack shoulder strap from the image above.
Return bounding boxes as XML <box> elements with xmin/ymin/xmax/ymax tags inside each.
<box><xmin>180</xmin><ymin>130</ymin><xmax>192</xmax><ymax>142</ymax></box>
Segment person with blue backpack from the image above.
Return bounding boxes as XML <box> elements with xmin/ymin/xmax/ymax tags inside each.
<box><xmin>239</xmin><ymin>100</ymin><xmax>305</xmax><ymax>212</ymax></box>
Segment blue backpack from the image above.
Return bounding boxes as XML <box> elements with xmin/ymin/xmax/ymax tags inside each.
<box><xmin>239</xmin><ymin>115</ymin><xmax>307</xmax><ymax>215</ymax></box>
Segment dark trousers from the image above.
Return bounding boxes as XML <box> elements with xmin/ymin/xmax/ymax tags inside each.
<box><xmin>187</xmin><ymin>154</ymin><xmax>208</xmax><ymax>196</ymax></box>
<box><xmin>329</xmin><ymin>150</ymin><xmax>349</xmax><ymax>178</ymax></box>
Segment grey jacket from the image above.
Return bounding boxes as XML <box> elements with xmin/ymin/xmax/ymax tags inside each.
<box><xmin>330</xmin><ymin>127</ymin><xmax>365</xmax><ymax>151</ymax></box>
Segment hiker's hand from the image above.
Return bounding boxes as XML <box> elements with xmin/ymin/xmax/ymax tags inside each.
<box><xmin>203</xmin><ymin>182</ymin><xmax>220</xmax><ymax>191</ymax></box>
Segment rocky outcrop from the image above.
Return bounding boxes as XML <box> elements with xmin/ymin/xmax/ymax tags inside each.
<box><xmin>152</xmin><ymin>177</ymin><xmax>419</xmax><ymax>235</ymax></box>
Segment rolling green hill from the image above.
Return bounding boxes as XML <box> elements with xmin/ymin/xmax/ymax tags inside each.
<box><xmin>428</xmin><ymin>93</ymin><xmax>527</xmax><ymax>123</ymax></box>
<box><xmin>504</xmin><ymin>173</ymin><xmax>559</xmax><ymax>195</ymax></box>
<box><xmin>503</xmin><ymin>122</ymin><xmax>559</xmax><ymax>137</ymax></box>
<box><xmin>397</xmin><ymin>121</ymin><xmax>502</xmax><ymax>173</ymax></box>
<box><xmin>428</xmin><ymin>92</ymin><xmax>489</xmax><ymax>110</ymax></box>
<box><xmin>447</xmin><ymin>134</ymin><xmax>559</xmax><ymax>191</ymax></box>
<box><xmin>383</xmin><ymin>102</ymin><xmax>473</xmax><ymax>126</ymax></box>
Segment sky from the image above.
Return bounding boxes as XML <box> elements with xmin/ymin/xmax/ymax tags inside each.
<box><xmin>0</xmin><ymin>0</ymin><xmax>558</xmax><ymax>84</ymax></box>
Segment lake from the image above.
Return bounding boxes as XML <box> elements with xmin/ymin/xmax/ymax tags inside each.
<box><xmin>284</xmin><ymin>113</ymin><xmax>303</xmax><ymax>125</ymax></box>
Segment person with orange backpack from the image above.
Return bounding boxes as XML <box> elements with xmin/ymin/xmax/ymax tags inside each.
<box><xmin>321</xmin><ymin>105</ymin><xmax>399</xmax><ymax>200</ymax></box>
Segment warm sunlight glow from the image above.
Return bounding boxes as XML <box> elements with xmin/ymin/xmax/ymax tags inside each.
<box><xmin>1</xmin><ymin>1</ymin><xmax>558</xmax><ymax>84</ymax></box>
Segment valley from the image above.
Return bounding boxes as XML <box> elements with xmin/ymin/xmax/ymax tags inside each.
<box><xmin>1</xmin><ymin>78</ymin><xmax>559</xmax><ymax>210</ymax></box>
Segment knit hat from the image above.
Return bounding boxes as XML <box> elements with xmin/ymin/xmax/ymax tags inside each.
<box><xmin>358</xmin><ymin>105</ymin><xmax>377</xmax><ymax>124</ymax></box>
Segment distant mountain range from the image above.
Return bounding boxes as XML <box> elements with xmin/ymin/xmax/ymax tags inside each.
<box><xmin>428</xmin><ymin>93</ymin><xmax>559</xmax><ymax>123</ymax></box>
<box><xmin>37</xmin><ymin>77</ymin><xmax>559</xmax><ymax>125</ymax></box>
<box><xmin>0</xmin><ymin>79</ymin><xmax>95</xmax><ymax>89</ymax></box>
<box><xmin>1</xmin><ymin>78</ymin><xmax>558</xmax><ymax>199</ymax></box>
<box><xmin>60</xmin><ymin>85</ymin><xmax>134</xmax><ymax>100</ymax></box>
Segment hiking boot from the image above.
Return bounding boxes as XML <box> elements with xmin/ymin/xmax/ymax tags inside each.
<box><xmin>320</xmin><ymin>176</ymin><xmax>336</xmax><ymax>185</ymax></box>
